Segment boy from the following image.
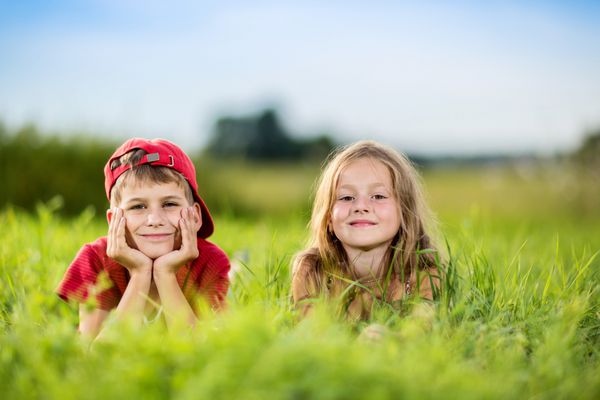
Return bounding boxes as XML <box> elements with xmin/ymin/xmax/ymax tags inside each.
<box><xmin>57</xmin><ymin>138</ymin><xmax>230</xmax><ymax>339</ymax></box>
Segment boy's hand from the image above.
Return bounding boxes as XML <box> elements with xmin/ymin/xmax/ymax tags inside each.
<box><xmin>106</xmin><ymin>208</ymin><xmax>153</xmax><ymax>273</ymax></box>
<box><xmin>153</xmin><ymin>207</ymin><xmax>200</xmax><ymax>276</ymax></box>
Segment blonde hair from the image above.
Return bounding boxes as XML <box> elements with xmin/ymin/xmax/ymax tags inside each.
<box><xmin>109</xmin><ymin>149</ymin><xmax>194</xmax><ymax>207</ymax></box>
<box><xmin>295</xmin><ymin>140</ymin><xmax>440</xmax><ymax>298</ymax></box>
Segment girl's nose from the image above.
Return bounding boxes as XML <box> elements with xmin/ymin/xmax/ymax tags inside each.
<box><xmin>352</xmin><ymin>196</ymin><xmax>370</xmax><ymax>213</ymax></box>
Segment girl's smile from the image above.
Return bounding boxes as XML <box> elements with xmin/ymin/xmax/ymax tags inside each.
<box><xmin>348</xmin><ymin>219</ymin><xmax>377</xmax><ymax>227</ymax></box>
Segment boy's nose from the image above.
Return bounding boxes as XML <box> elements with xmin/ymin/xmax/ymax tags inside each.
<box><xmin>146</xmin><ymin>208</ymin><xmax>167</xmax><ymax>226</ymax></box>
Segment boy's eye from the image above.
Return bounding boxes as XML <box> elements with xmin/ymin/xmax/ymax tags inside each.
<box><xmin>163</xmin><ymin>201</ymin><xmax>180</xmax><ymax>208</ymax></box>
<box><xmin>128</xmin><ymin>204</ymin><xmax>145</xmax><ymax>210</ymax></box>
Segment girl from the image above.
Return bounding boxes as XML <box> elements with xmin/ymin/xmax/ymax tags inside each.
<box><xmin>292</xmin><ymin>140</ymin><xmax>442</xmax><ymax>320</ymax></box>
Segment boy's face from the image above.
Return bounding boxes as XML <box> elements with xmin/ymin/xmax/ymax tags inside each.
<box><xmin>108</xmin><ymin>181</ymin><xmax>201</xmax><ymax>260</ymax></box>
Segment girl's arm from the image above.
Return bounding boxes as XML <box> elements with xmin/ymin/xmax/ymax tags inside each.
<box><xmin>413</xmin><ymin>266</ymin><xmax>441</xmax><ymax>301</ymax></box>
<box><xmin>291</xmin><ymin>255</ymin><xmax>319</xmax><ymax>317</ymax></box>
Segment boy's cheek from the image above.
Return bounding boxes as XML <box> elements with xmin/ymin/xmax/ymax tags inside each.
<box><xmin>124</xmin><ymin>227</ymin><xmax>139</xmax><ymax>250</ymax></box>
<box><xmin>173</xmin><ymin>229</ymin><xmax>182</xmax><ymax>250</ymax></box>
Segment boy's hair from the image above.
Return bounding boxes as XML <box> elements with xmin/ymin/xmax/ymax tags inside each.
<box><xmin>109</xmin><ymin>149</ymin><xmax>195</xmax><ymax>206</ymax></box>
<box><xmin>104</xmin><ymin>137</ymin><xmax>214</xmax><ymax>238</ymax></box>
<box><xmin>297</xmin><ymin>140</ymin><xmax>440</xmax><ymax>295</ymax></box>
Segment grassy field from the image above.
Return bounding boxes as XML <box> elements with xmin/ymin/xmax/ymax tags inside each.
<box><xmin>1</xmin><ymin>163</ymin><xmax>599</xmax><ymax>399</ymax></box>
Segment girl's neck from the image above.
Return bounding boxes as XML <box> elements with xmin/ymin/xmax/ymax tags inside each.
<box><xmin>343</xmin><ymin>245</ymin><xmax>389</xmax><ymax>281</ymax></box>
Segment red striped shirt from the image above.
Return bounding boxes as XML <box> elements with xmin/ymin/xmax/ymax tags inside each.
<box><xmin>56</xmin><ymin>237</ymin><xmax>230</xmax><ymax>311</ymax></box>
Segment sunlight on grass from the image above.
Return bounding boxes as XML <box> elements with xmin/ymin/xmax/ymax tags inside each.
<box><xmin>1</xmin><ymin>165</ymin><xmax>599</xmax><ymax>399</ymax></box>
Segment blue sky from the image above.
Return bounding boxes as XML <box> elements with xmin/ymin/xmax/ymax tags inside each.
<box><xmin>1</xmin><ymin>1</ymin><xmax>599</xmax><ymax>154</ymax></box>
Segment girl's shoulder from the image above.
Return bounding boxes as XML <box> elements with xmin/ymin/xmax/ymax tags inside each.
<box><xmin>291</xmin><ymin>248</ymin><xmax>323</xmax><ymax>303</ymax></box>
<box><xmin>291</xmin><ymin>248</ymin><xmax>320</xmax><ymax>276</ymax></box>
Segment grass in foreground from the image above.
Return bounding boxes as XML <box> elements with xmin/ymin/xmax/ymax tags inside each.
<box><xmin>0</xmin><ymin>199</ymin><xmax>599</xmax><ymax>399</ymax></box>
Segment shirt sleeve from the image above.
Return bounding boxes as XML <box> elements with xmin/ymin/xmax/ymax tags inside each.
<box><xmin>56</xmin><ymin>242</ymin><xmax>120</xmax><ymax>310</ymax></box>
<box><xmin>194</xmin><ymin>243</ymin><xmax>230</xmax><ymax>311</ymax></box>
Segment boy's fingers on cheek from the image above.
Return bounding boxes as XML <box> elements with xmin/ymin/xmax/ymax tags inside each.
<box><xmin>117</xmin><ymin>218</ymin><xmax>126</xmax><ymax>242</ymax></box>
<box><xmin>109</xmin><ymin>210</ymin><xmax>119</xmax><ymax>232</ymax></box>
<box><xmin>180</xmin><ymin>221</ymin><xmax>193</xmax><ymax>245</ymax></box>
<box><xmin>179</xmin><ymin>218</ymin><xmax>188</xmax><ymax>234</ymax></box>
<box><xmin>108</xmin><ymin>210</ymin><xmax>115</xmax><ymax>229</ymax></box>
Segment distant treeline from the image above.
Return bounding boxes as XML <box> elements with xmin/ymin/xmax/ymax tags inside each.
<box><xmin>1</xmin><ymin>118</ymin><xmax>598</xmax><ymax>216</ymax></box>
<box><xmin>0</xmin><ymin>123</ymin><xmax>117</xmax><ymax>215</ymax></box>
<box><xmin>0</xmin><ymin>119</ymin><xmax>327</xmax><ymax>216</ymax></box>
<box><xmin>205</xmin><ymin>109</ymin><xmax>546</xmax><ymax>167</ymax></box>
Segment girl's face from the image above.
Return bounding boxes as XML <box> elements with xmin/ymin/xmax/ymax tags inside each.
<box><xmin>111</xmin><ymin>181</ymin><xmax>200</xmax><ymax>259</ymax></box>
<box><xmin>330</xmin><ymin>158</ymin><xmax>401</xmax><ymax>256</ymax></box>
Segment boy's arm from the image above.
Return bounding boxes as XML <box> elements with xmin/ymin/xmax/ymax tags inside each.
<box><xmin>79</xmin><ymin>268</ymin><xmax>153</xmax><ymax>340</ymax></box>
<box><xmin>153</xmin><ymin>207</ymin><xmax>200</xmax><ymax>328</ymax></box>
<box><xmin>79</xmin><ymin>307</ymin><xmax>109</xmax><ymax>338</ymax></box>
<box><xmin>84</xmin><ymin>208</ymin><xmax>153</xmax><ymax>339</ymax></box>
<box><xmin>153</xmin><ymin>270</ymin><xmax>198</xmax><ymax>328</ymax></box>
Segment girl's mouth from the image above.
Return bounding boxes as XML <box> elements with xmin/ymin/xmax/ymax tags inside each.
<box><xmin>349</xmin><ymin>220</ymin><xmax>376</xmax><ymax>227</ymax></box>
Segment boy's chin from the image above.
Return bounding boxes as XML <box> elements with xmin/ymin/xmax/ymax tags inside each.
<box><xmin>138</xmin><ymin>244</ymin><xmax>176</xmax><ymax>260</ymax></box>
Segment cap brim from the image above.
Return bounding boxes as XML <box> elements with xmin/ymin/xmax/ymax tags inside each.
<box><xmin>196</xmin><ymin>196</ymin><xmax>214</xmax><ymax>238</ymax></box>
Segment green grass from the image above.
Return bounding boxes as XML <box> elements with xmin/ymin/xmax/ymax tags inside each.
<box><xmin>1</xmin><ymin>165</ymin><xmax>599</xmax><ymax>399</ymax></box>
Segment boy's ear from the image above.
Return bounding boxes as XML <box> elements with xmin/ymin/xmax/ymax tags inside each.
<box><xmin>192</xmin><ymin>203</ymin><xmax>202</xmax><ymax>232</ymax></box>
<box><xmin>106</xmin><ymin>208</ymin><xmax>114</xmax><ymax>224</ymax></box>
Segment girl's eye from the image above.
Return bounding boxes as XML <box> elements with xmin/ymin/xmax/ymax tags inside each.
<box><xmin>373</xmin><ymin>194</ymin><xmax>387</xmax><ymax>200</ymax></box>
<box><xmin>338</xmin><ymin>195</ymin><xmax>354</xmax><ymax>201</ymax></box>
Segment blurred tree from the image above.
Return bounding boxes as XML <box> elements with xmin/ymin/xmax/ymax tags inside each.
<box><xmin>573</xmin><ymin>128</ymin><xmax>600</xmax><ymax>169</ymax></box>
<box><xmin>0</xmin><ymin>120</ymin><xmax>6</xmax><ymax>142</ymax></box>
<box><xmin>206</xmin><ymin>109</ymin><xmax>335</xmax><ymax>161</ymax></box>
<box><xmin>297</xmin><ymin>134</ymin><xmax>336</xmax><ymax>161</ymax></box>
<box><xmin>247</xmin><ymin>110</ymin><xmax>299</xmax><ymax>159</ymax></box>
<box><xmin>569</xmin><ymin>128</ymin><xmax>600</xmax><ymax>216</ymax></box>
<box><xmin>0</xmin><ymin>124</ymin><xmax>116</xmax><ymax>215</ymax></box>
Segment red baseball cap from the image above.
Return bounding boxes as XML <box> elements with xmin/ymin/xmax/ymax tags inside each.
<box><xmin>104</xmin><ymin>138</ymin><xmax>214</xmax><ymax>238</ymax></box>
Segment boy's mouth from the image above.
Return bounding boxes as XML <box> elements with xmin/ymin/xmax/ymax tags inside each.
<box><xmin>139</xmin><ymin>233</ymin><xmax>175</xmax><ymax>241</ymax></box>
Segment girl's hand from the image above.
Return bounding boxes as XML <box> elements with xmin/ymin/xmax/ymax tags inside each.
<box><xmin>359</xmin><ymin>323</ymin><xmax>387</xmax><ymax>342</ymax></box>
<box><xmin>106</xmin><ymin>208</ymin><xmax>152</xmax><ymax>274</ymax></box>
<box><xmin>153</xmin><ymin>207</ymin><xmax>199</xmax><ymax>277</ymax></box>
